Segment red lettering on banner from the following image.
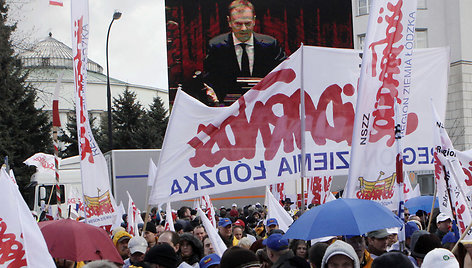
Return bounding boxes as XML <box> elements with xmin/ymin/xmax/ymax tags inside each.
<box><xmin>368</xmin><ymin>0</ymin><xmax>418</xmax><ymax>146</ymax></box>
<box><xmin>461</xmin><ymin>161</ymin><xmax>472</xmax><ymax>186</ymax></box>
<box><xmin>433</xmin><ymin>152</ymin><xmax>442</xmax><ymax>184</ymax></box>
<box><xmin>83</xmin><ymin>191</ymin><xmax>115</xmax><ymax>218</ymax></box>
<box><xmin>310</xmin><ymin>176</ymin><xmax>332</xmax><ymax>205</ymax></box>
<box><xmin>73</xmin><ymin>17</ymin><xmax>94</xmax><ymax>164</ymax></box>
<box><xmin>32</xmin><ymin>155</ymin><xmax>54</xmax><ymax>170</ymax></box>
<box><xmin>0</xmin><ymin>218</ymin><xmax>27</xmax><ymax>267</ymax></box>
<box><xmin>455</xmin><ymin>201</ymin><xmax>467</xmax><ymax>233</ymax></box>
<box><xmin>188</xmin><ymin>68</ymin><xmax>356</xmax><ymax>168</ymax></box>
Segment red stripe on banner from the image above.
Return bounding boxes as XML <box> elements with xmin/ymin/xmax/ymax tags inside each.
<box><xmin>49</xmin><ymin>0</ymin><xmax>63</xmax><ymax>6</ymax></box>
<box><xmin>52</xmin><ymin>100</ymin><xmax>61</xmax><ymax>127</ymax></box>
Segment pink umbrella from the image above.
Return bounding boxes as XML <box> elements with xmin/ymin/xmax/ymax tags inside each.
<box><xmin>39</xmin><ymin>219</ymin><xmax>123</xmax><ymax>264</ymax></box>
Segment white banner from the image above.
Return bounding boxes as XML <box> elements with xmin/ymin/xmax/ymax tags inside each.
<box><xmin>23</xmin><ymin>153</ymin><xmax>56</xmax><ymax>174</ymax></box>
<box><xmin>432</xmin><ymin>104</ymin><xmax>472</xmax><ymax>241</ymax></box>
<box><xmin>196</xmin><ymin>208</ymin><xmax>227</xmax><ymax>257</ymax></box>
<box><xmin>71</xmin><ymin>0</ymin><xmax>116</xmax><ymax>226</ymax></box>
<box><xmin>307</xmin><ymin>176</ymin><xmax>332</xmax><ymax>205</ymax></box>
<box><xmin>0</xmin><ymin>168</ymin><xmax>56</xmax><ymax>267</ymax></box>
<box><xmin>149</xmin><ymin>44</ymin><xmax>448</xmax><ymax>204</ymax></box>
<box><xmin>269</xmin><ymin>183</ymin><xmax>286</xmax><ymax>205</ymax></box>
<box><xmin>345</xmin><ymin>0</ymin><xmax>434</xmax><ymax>209</ymax></box>
<box><xmin>164</xmin><ymin>202</ymin><xmax>175</xmax><ymax>232</ymax></box>
<box><xmin>201</xmin><ymin>195</ymin><xmax>216</xmax><ymax>228</ymax></box>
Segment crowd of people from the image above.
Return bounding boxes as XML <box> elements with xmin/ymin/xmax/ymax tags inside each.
<box><xmin>53</xmin><ymin>199</ymin><xmax>472</xmax><ymax>268</ymax></box>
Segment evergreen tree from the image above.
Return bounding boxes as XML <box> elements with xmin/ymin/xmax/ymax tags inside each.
<box><xmin>106</xmin><ymin>87</ymin><xmax>146</xmax><ymax>149</ymax></box>
<box><xmin>58</xmin><ymin>111</ymin><xmax>102</xmax><ymax>158</ymax></box>
<box><xmin>136</xmin><ymin>96</ymin><xmax>169</xmax><ymax>148</ymax></box>
<box><xmin>0</xmin><ymin>1</ymin><xmax>52</xmax><ymax>188</ymax></box>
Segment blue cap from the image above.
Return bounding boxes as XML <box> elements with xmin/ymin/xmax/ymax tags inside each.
<box><xmin>218</xmin><ymin>217</ymin><xmax>232</xmax><ymax>227</ymax></box>
<box><xmin>405</xmin><ymin>221</ymin><xmax>420</xmax><ymax>238</ymax></box>
<box><xmin>442</xmin><ymin>232</ymin><xmax>459</xmax><ymax>244</ymax></box>
<box><xmin>266</xmin><ymin>218</ymin><xmax>278</xmax><ymax>226</ymax></box>
<box><xmin>263</xmin><ymin>233</ymin><xmax>289</xmax><ymax>251</ymax></box>
<box><xmin>199</xmin><ymin>253</ymin><xmax>221</xmax><ymax>268</ymax></box>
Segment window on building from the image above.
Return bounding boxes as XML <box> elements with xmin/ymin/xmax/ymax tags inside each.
<box><xmin>358</xmin><ymin>34</ymin><xmax>366</xmax><ymax>50</ymax></box>
<box><xmin>358</xmin><ymin>0</ymin><xmax>369</xmax><ymax>16</ymax></box>
<box><xmin>415</xmin><ymin>29</ymin><xmax>428</xmax><ymax>48</ymax></box>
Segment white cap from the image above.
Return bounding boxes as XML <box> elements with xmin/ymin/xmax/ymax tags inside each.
<box><xmin>422</xmin><ymin>248</ymin><xmax>459</xmax><ymax>268</ymax></box>
<box><xmin>232</xmin><ymin>203</ymin><xmax>237</xmax><ymax>207</ymax></box>
<box><xmin>437</xmin><ymin>213</ymin><xmax>452</xmax><ymax>224</ymax></box>
<box><xmin>128</xmin><ymin>236</ymin><xmax>148</xmax><ymax>255</ymax></box>
<box><xmin>387</xmin><ymin>227</ymin><xmax>399</xmax><ymax>234</ymax></box>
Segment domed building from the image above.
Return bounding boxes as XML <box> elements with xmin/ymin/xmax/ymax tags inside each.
<box><xmin>20</xmin><ymin>33</ymin><xmax>168</xmax><ymax>131</ymax></box>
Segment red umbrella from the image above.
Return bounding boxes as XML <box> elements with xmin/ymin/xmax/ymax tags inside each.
<box><xmin>39</xmin><ymin>219</ymin><xmax>123</xmax><ymax>264</ymax></box>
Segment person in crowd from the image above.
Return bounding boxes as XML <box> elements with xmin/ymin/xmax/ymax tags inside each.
<box><xmin>404</xmin><ymin>208</ymin><xmax>410</xmax><ymax>222</ymax></box>
<box><xmin>203</xmin><ymin>0</ymin><xmax>286</xmax><ymax>104</ymax></box>
<box><xmin>366</xmin><ymin>229</ymin><xmax>390</xmax><ymax>259</ymax></box>
<box><xmin>220</xmin><ymin>246</ymin><xmax>260</xmax><ymax>268</ymax></box>
<box><xmin>254</xmin><ymin>220</ymin><xmax>266</xmax><ymax>239</ymax></box>
<box><xmin>282</xmin><ymin>198</ymin><xmax>295</xmax><ymax>216</ymax></box>
<box><xmin>199</xmin><ymin>253</ymin><xmax>221</xmax><ymax>268</ymax></box>
<box><xmin>178</xmin><ymin>233</ymin><xmax>203</xmax><ymax>266</ymax></box>
<box><xmin>174</xmin><ymin>221</ymin><xmax>184</xmax><ymax>235</ymax></box>
<box><xmin>218</xmin><ymin>218</ymin><xmax>234</xmax><ymax>248</ymax></box>
<box><xmin>422</xmin><ymin>248</ymin><xmax>460</xmax><ymax>268</ymax></box>
<box><xmin>230</xmin><ymin>203</ymin><xmax>239</xmax><ymax>218</ymax></box>
<box><xmin>143</xmin><ymin>222</ymin><xmax>158</xmax><ymax>249</ymax></box>
<box><xmin>386</xmin><ymin>228</ymin><xmax>398</xmax><ymax>251</ymax></box>
<box><xmin>123</xmin><ymin>236</ymin><xmax>148</xmax><ymax>268</ymax></box>
<box><xmin>434</xmin><ymin>213</ymin><xmax>453</xmax><ymax>241</ymax></box>
<box><xmin>410</xmin><ymin>233</ymin><xmax>442</xmax><ymax>267</ymax></box>
<box><xmin>308</xmin><ymin>242</ymin><xmax>329</xmax><ymax>268</ymax></box>
<box><xmin>203</xmin><ymin>235</ymin><xmax>216</xmax><ymax>256</ymax></box>
<box><xmin>193</xmin><ymin>225</ymin><xmax>207</xmax><ymax>242</ymax></box>
<box><xmin>265</xmin><ymin>218</ymin><xmax>279</xmax><ymax>235</ymax></box>
<box><xmin>321</xmin><ymin>240</ymin><xmax>359</xmax><ymax>268</ymax></box>
<box><xmin>344</xmin><ymin>236</ymin><xmax>372</xmax><ymax>268</ymax></box>
<box><xmin>145</xmin><ymin>243</ymin><xmax>179</xmax><ymax>268</ymax></box>
<box><xmin>263</xmin><ymin>233</ymin><xmax>309</xmax><ymax>268</ymax></box>
<box><xmin>389</xmin><ymin>221</ymin><xmax>419</xmax><ymax>254</ymax></box>
<box><xmin>156</xmin><ymin>224</ymin><xmax>165</xmax><ymax>238</ymax></box>
<box><xmin>442</xmin><ymin>231</ymin><xmax>459</xmax><ymax>251</ymax></box>
<box><xmin>238</xmin><ymin>237</ymin><xmax>254</xmax><ymax>249</ymax></box>
<box><xmin>256</xmin><ymin>247</ymin><xmax>273</xmax><ymax>268</ymax></box>
<box><xmin>158</xmin><ymin>230</ymin><xmax>180</xmax><ymax>253</ymax></box>
<box><xmin>112</xmin><ymin>230</ymin><xmax>132</xmax><ymax>260</ymax></box>
<box><xmin>289</xmin><ymin>239</ymin><xmax>308</xmax><ymax>260</ymax></box>
<box><xmin>178</xmin><ymin>206</ymin><xmax>192</xmax><ymax>221</ymax></box>
<box><xmin>416</xmin><ymin>210</ymin><xmax>429</xmax><ymax>230</ymax></box>
<box><xmin>371</xmin><ymin>252</ymin><xmax>413</xmax><ymax>268</ymax></box>
<box><xmin>232</xmin><ymin>225</ymin><xmax>245</xmax><ymax>246</ymax></box>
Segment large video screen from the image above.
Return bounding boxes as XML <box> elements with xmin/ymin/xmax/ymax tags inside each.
<box><xmin>165</xmin><ymin>0</ymin><xmax>353</xmax><ymax>106</ymax></box>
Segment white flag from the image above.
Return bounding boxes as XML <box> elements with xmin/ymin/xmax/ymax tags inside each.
<box><xmin>127</xmin><ymin>191</ymin><xmax>140</xmax><ymax>236</ymax></box>
<box><xmin>201</xmin><ymin>195</ymin><xmax>216</xmax><ymax>228</ymax></box>
<box><xmin>23</xmin><ymin>153</ymin><xmax>56</xmax><ymax>174</ymax></box>
<box><xmin>71</xmin><ymin>0</ymin><xmax>117</xmax><ymax>227</ymax></box>
<box><xmin>307</xmin><ymin>176</ymin><xmax>332</xmax><ymax>205</ymax></box>
<box><xmin>266</xmin><ymin>188</ymin><xmax>293</xmax><ymax>232</ymax></box>
<box><xmin>147</xmin><ymin>158</ymin><xmax>158</xmax><ymax>187</ymax></box>
<box><xmin>197</xmin><ymin>208</ymin><xmax>227</xmax><ymax>257</ymax></box>
<box><xmin>67</xmin><ymin>186</ymin><xmax>85</xmax><ymax>219</ymax></box>
<box><xmin>345</xmin><ymin>0</ymin><xmax>420</xmax><ymax>209</ymax></box>
<box><xmin>164</xmin><ymin>202</ymin><xmax>175</xmax><ymax>232</ymax></box>
<box><xmin>0</xmin><ymin>168</ymin><xmax>56</xmax><ymax>267</ymax></box>
<box><xmin>112</xmin><ymin>201</ymin><xmax>126</xmax><ymax>230</ymax></box>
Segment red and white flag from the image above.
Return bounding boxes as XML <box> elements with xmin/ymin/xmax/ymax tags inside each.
<box><xmin>269</xmin><ymin>183</ymin><xmax>286</xmax><ymax>206</ymax></box>
<box><xmin>71</xmin><ymin>0</ymin><xmax>117</xmax><ymax>227</ymax></box>
<box><xmin>149</xmin><ymin>43</ymin><xmax>448</xmax><ymax>204</ymax></box>
<box><xmin>307</xmin><ymin>176</ymin><xmax>332</xmax><ymax>205</ymax></box>
<box><xmin>345</xmin><ymin>0</ymin><xmax>421</xmax><ymax>209</ymax></box>
<box><xmin>432</xmin><ymin>103</ymin><xmax>472</xmax><ymax>242</ymax></box>
<box><xmin>49</xmin><ymin>0</ymin><xmax>63</xmax><ymax>7</ymax></box>
<box><xmin>164</xmin><ymin>202</ymin><xmax>175</xmax><ymax>231</ymax></box>
<box><xmin>23</xmin><ymin>153</ymin><xmax>56</xmax><ymax>174</ymax></box>
<box><xmin>127</xmin><ymin>191</ymin><xmax>140</xmax><ymax>236</ymax></box>
<box><xmin>0</xmin><ymin>167</ymin><xmax>56</xmax><ymax>267</ymax></box>
<box><xmin>201</xmin><ymin>195</ymin><xmax>216</xmax><ymax>228</ymax></box>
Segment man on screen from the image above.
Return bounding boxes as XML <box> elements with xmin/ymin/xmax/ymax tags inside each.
<box><xmin>203</xmin><ymin>0</ymin><xmax>286</xmax><ymax>105</ymax></box>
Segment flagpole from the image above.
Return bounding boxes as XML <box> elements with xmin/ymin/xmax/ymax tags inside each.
<box><xmin>443</xmin><ymin>165</ymin><xmax>459</xmax><ymax>224</ymax></box>
<box><xmin>426</xmin><ymin>182</ymin><xmax>437</xmax><ymax>232</ymax></box>
<box><xmin>394</xmin><ymin>103</ymin><xmax>405</xmax><ymax>252</ymax></box>
<box><xmin>300</xmin><ymin>43</ymin><xmax>306</xmax><ymax>211</ymax></box>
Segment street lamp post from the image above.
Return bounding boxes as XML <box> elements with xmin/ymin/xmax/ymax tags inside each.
<box><xmin>106</xmin><ymin>11</ymin><xmax>122</xmax><ymax>151</ymax></box>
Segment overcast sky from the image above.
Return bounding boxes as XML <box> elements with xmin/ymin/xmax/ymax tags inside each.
<box><xmin>8</xmin><ymin>0</ymin><xmax>168</xmax><ymax>90</ymax></box>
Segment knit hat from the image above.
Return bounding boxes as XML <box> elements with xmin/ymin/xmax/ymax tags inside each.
<box><xmin>321</xmin><ymin>240</ymin><xmax>359</xmax><ymax>268</ymax></box>
<box><xmin>422</xmin><ymin>248</ymin><xmax>459</xmax><ymax>268</ymax></box>
<box><xmin>411</xmin><ymin>233</ymin><xmax>442</xmax><ymax>259</ymax></box>
<box><xmin>145</xmin><ymin>221</ymin><xmax>157</xmax><ymax>233</ymax></box>
<box><xmin>220</xmin><ymin>246</ymin><xmax>259</xmax><ymax>268</ymax></box>
<box><xmin>371</xmin><ymin>252</ymin><xmax>413</xmax><ymax>268</ymax></box>
<box><xmin>112</xmin><ymin>230</ymin><xmax>132</xmax><ymax>246</ymax></box>
<box><xmin>145</xmin><ymin>243</ymin><xmax>179</xmax><ymax>268</ymax></box>
<box><xmin>200</xmin><ymin>253</ymin><xmax>221</xmax><ymax>268</ymax></box>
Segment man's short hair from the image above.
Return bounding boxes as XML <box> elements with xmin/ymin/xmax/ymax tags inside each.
<box><xmin>161</xmin><ymin>230</ymin><xmax>180</xmax><ymax>246</ymax></box>
<box><xmin>228</xmin><ymin>0</ymin><xmax>255</xmax><ymax>16</ymax></box>
<box><xmin>177</xmin><ymin>206</ymin><xmax>191</xmax><ymax>219</ymax></box>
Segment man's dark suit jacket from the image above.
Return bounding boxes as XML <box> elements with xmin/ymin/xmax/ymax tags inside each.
<box><xmin>203</xmin><ymin>32</ymin><xmax>286</xmax><ymax>103</ymax></box>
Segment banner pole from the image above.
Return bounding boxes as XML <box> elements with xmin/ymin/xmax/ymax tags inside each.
<box><xmin>426</xmin><ymin>182</ymin><xmax>437</xmax><ymax>232</ymax></box>
<box><xmin>300</xmin><ymin>43</ymin><xmax>306</xmax><ymax>211</ymax></box>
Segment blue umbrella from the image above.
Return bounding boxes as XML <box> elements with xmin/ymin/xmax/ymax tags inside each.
<box><xmin>284</xmin><ymin>198</ymin><xmax>403</xmax><ymax>240</ymax></box>
<box><xmin>405</xmin><ymin>195</ymin><xmax>438</xmax><ymax>214</ymax></box>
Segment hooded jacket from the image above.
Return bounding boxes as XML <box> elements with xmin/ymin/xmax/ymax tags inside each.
<box><xmin>321</xmin><ymin>240</ymin><xmax>360</xmax><ymax>268</ymax></box>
